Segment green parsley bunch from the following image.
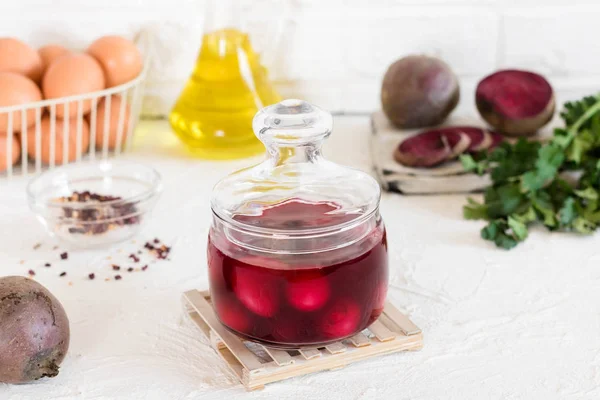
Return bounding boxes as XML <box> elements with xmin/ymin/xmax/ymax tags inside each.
<box><xmin>462</xmin><ymin>95</ymin><xmax>600</xmax><ymax>249</ymax></box>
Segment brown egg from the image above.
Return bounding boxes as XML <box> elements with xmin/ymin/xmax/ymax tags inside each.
<box><xmin>27</xmin><ymin>116</ymin><xmax>90</xmax><ymax>165</ymax></box>
<box><xmin>42</xmin><ymin>53</ymin><xmax>105</xmax><ymax>118</ymax></box>
<box><xmin>0</xmin><ymin>38</ymin><xmax>43</xmax><ymax>82</ymax></box>
<box><xmin>38</xmin><ymin>44</ymin><xmax>70</xmax><ymax>75</ymax></box>
<box><xmin>87</xmin><ymin>36</ymin><xmax>143</xmax><ymax>87</ymax></box>
<box><xmin>89</xmin><ymin>96</ymin><xmax>131</xmax><ymax>150</ymax></box>
<box><xmin>0</xmin><ymin>72</ymin><xmax>42</xmax><ymax>133</ymax></box>
<box><xmin>0</xmin><ymin>134</ymin><xmax>21</xmax><ymax>172</ymax></box>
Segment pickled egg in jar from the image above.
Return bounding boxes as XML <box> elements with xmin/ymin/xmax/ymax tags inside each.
<box><xmin>208</xmin><ymin>100</ymin><xmax>388</xmax><ymax>348</ymax></box>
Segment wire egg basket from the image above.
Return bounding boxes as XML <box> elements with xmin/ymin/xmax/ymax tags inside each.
<box><xmin>1</xmin><ymin>48</ymin><xmax>148</xmax><ymax>178</ymax></box>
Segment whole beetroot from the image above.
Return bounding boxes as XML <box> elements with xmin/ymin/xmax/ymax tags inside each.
<box><xmin>381</xmin><ymin>55</ymin><xmax>460</xmax><ymax>129</ymax></box>
<box><xmin>0</xmin><ymin>276</ymin><xmax>70</xmax><ymax>384</ymax></box>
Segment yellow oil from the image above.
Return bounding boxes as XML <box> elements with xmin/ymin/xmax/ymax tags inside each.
<box><xmin>169</xmin><ymin>28</ymin><xmax>281</xmax><ymax>159</ymax></box>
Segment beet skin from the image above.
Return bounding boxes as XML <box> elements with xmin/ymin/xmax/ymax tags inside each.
<box><xmin>381</xmin><ymin>55</ymin><xmax>460</xmax><ymax>129</ymax></box>
<box><xmin>0</xmin><ymin>276</ymin><xmax>70</xmax><ymax>384</ymax></box>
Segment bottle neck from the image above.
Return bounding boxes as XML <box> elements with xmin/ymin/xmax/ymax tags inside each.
<box><xmin>204</xmin><ymin>0</ymin><xmax>242</xmax><ymax>33</ymax></box>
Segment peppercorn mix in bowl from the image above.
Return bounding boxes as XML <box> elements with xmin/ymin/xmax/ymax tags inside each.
<box><xmin>27</xmin><ymin>161</ymin><xmax>162</xmax><ymax>248</ymax></box>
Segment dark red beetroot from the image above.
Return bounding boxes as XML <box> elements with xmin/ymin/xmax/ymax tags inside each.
<box><xmin>382</xmin><ymin>55</ymin><xmax>459</xmax><ymax>129</ymax></box>
<box><xmin>476</xmin><ymin>69</ymin><xmax>555</xmax><ymax>136</ymax></box>
<box><xmin>394</xmin><ymin>126</ymin><xmax>503</xmax><ymax>168</ymax></box>
<box><xmin>0</xmin><ymin>276</ymin><xmax>70</xmax><ymax>384</ymax></box>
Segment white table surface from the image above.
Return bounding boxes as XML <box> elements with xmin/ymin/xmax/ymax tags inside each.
<box><xmin>1</xmin><ymin>116</ymin><xmax>600</xmax><ymax>400</ymax></box>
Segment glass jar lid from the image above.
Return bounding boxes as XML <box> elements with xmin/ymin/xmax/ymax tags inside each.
<box><xmin>210</xmin><ymin>99</ymin><xmax>381</xmax><ymax>234</ymax></box>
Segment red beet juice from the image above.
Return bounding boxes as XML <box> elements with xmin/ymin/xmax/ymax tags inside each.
<box><xmin>208</xmin><ymin>199</ymin><xmax>388</xmax><ymax>348</ymax></box>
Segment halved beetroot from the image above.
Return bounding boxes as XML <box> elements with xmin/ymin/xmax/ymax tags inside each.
<box><xmin>476</xmin><ymin>69</ymin><xmax>555</xmax><ymax>136</ymax></box>
<box><xmin>394</xmin><ymin>129</ymin><xmax>470</xmax><ymax>167</ymax></box>
<box><xmin>394</xmin><ymin>127</ymin><xmax>501</xmax><ymax>168</ymax></box>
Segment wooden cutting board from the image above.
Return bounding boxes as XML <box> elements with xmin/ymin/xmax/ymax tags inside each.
<box><xmin>370</xmin><ymin>111</ymin><xmax>491</xmax><ymax>195</ymax></box>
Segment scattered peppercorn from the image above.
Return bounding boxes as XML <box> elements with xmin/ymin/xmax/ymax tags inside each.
<box><xmin>127</xmin><ymin>267</ymin><xmax>134</xmax><ymax>272</ymax></box>
<box><xmin>154</xmin><ymin>245</ymin><xmax>171</xmax><ymax>260</ymax></box>
<box><xmin>60</xmin><ymin>252</ymin><xmax>68</xmax><ymax>260</ymax></box>
<box><xmin>141</xmin><ymin>265</ymin><xmax>148</xmax><ymax>271</ymax></box>
<box><xmin>112</xmin><ymin>265</ymin><xmax>121</xmax><ymax>271</ymax></box>
<box><xmin>28</xmin><ymin>270</ymin><xmax>35</xmax><ymax>276</ymax></box>
<box><xmin>88</xmin><ymin>273</ymin><xmax>95</xmax><ymax>280</ymax></box>
<box><xmin>129</xmin><ymin>254</ymin><xmax>140</xmax><ymax>263</ymax></box>
<box><xmin>115</xmin><ymin>275</ymin><xmax>122</xmax><ymax>280</ymax></box>
<box><xmin>44</xmin><ymin>263</ymin><xmax>51</xmax><ymax>267</ymax></box>
<box><xmin>153</xmin><ymin>238</ymin><xmax>160</xmax><ymax>244</ymax></box>
<box><xmin>59</xmin><ymin>272</ymin><xmax>67</xmax><ymax>277</ymax></box>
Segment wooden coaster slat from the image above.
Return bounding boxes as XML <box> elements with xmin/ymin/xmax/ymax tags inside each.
<box><xmin>368</xmin><ymin>320</ymin><xmax>396</xmax><ymax>342</ymax></box>
<box><xmin>383</xmin><ymin>301</ymin><xmax>421</xmax><ymax>336</ymax></box>
<box><xmin>299</xmin><ymin>348</ymin><xmax>322</xmax><ymax>359</ymax></box>
<box><xmin>183</xmin><ymin>290</ymin><xmax>265</xmax><ymax>373</ymax></box>
<box><xmin>183</xmin><ymin>289</ymin><xmax>423</xmax><ymax>390</ymax></box>
<box><xmin>263</xmin><ymin>347</ymin><xmax>295</xmax><ymax>366</ymax></box>
<box><xmin>349</xmin><ymin>332</ymin><xmax>371</xmax><ymax>347</ymax></box>
<box><xmin>324</xmin><ymin>343</ymin><xmax>347</xmax><ymax>354</ymax></box>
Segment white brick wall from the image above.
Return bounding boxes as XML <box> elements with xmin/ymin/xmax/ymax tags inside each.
<box><xmin>2</xmin><ymin>0</ymin><xmax>600</xmax><ymax>116</ymax></box>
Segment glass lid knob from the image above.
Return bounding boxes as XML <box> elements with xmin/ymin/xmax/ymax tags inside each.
<box><xmin>253</xmin><ymin>99</ymin><xmax>333</xmax><ymax>146</ymax></box>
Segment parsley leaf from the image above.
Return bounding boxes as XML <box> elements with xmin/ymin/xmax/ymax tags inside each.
<box><xmin>463</xmin><ymin>198</ymin><xmax>488</xmax><ymax>220</ymax></box>
<box><xmin>521</xmin><ymin>144</ymin><xmax>565</xmax><ymax>192</ymax></box>
<box><xmin>558</xmin><ymin>197</ymin><xmax>577</xmax><ymax>226</ymax></box>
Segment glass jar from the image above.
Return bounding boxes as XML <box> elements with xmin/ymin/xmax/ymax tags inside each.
<box><xmin>208</xmin><ymin>100</ymin><xmax>388</xmax><ymax>349</ymax></box>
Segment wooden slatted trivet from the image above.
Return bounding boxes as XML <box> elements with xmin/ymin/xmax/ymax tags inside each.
<box><xmin>183</xmin><ymin>289</ymin><xmax>424</xmax><ymax>391</ymax></box>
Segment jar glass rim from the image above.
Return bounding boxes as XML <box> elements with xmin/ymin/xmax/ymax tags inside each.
<box><xmin>211</xmin><ymin>205</ymin><xmax>379</xmax><ymax>238</ymax></box>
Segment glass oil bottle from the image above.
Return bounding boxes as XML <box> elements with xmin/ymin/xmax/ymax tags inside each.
<box><xmin>169</xmin><ymin>0</ymin><xmax>281</xmax><ymax>159</ymax></box>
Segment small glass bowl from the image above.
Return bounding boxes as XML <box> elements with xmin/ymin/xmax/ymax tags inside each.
<box><xmin>27</xmin><ymin>161</ymin><xmax>162</xmax><ymax>248</ymax></box>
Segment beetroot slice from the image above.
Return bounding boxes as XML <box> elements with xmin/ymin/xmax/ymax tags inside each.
<box><xmin>448</xmin><ymin>127</ymin><xmax>503</xmax><ymax>152</ymax></box>
<box><xmin>473</xmin><ymin>130</ymin><xmax>492</xmax><ymax>151</ymax></box>
<box><xmin>427</xmin><ymin>126</ymin><xmax>504</xmax><ymax>153</ymax></box>
<box><xmin>476</xmin><ymin>69</ymin><xmax>555</xmax><ymax>136</ymax></box>
<box><xmin>394</xmin><ymin>126</ymin><xmax>503</xmax><ymax>168</ymax></box>
<box><xmin>446</xmin><ymin>132</ymin><xmax>471</xmax><ymax>156</ymax></box>
<box><xmin>394</xmin><ymin>129</ymin><xmax>466</xmax><ymax>167</ymax></box>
